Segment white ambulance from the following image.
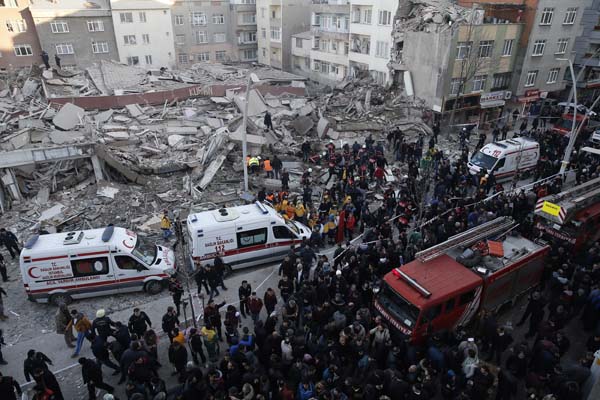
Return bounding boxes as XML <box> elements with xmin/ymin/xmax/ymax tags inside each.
<box><xmin>468</xmin><ymin>137</ymin><xmax>540</xmax><ymax>181</ymax></box>
<box><xmin>20</xmin><ymin>226</ymin><xmax>176</xmax><ymax>305</ymax></box>
<box><xmin>187</xmin><ymin>202</ymin><xmax>312</xmax><ymax>269</ymax></box>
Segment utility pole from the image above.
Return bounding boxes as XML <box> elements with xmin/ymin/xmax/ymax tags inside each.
<box><xmin>557</xmin><ymin>58</ymin><xmax>578</xmax><ymax>176</ymax></box>
<box><xmin>173</xmin><ymin>217</ymin><xmax>197</xmax><ymax>328</ymax></box>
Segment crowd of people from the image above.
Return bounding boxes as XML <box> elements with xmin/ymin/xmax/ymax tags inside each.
<box><xmin>1</xmin><ymin>113</ymin><xmax>600</xmax><ymax>400</ymax></box>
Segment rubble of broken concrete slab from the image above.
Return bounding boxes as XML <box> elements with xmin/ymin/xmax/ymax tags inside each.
<box><xmin>0</xmin><ymin>62</ymin><xmax>437</xmax><ymax>246</ymax></box>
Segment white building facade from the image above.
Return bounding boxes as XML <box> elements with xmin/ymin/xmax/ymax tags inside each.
<box><xmin>110</xmin><ymin>0</ymin><xmax>176</xmax><ymax>68</ymax></box>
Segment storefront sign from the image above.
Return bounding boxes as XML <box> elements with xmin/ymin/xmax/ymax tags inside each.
<box><xmin>480</xmin><ymin>91</ymin><xmax>506</xmax><ymax>109</ymax></box>
<box><xmin>518</xmin><ymin>89</ymin><xmax>540</xmax><ymax>103</ymax></box>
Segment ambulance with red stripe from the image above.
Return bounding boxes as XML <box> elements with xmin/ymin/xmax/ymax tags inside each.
<box><xmin>20</xmin><ymin>226</ymin><xmax>175</xmax><ymax>305</ymax></box>
<box><xmin>468</xmin><ymin>137</ymin><xmax>539</xmax><ymax>181</ymax></box>
<box><xmin>374</xmin><ymin>217</ymin><xmax>549</xmax><ymax>343</ymax></box>
<box><xmin>187</xmin><ymin>202</ymin><xmax>311</xmax><ymax>269</ymax></box>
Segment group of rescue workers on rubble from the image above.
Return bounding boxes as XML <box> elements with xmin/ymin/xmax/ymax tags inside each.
<box><xmin>3</xmin><ymin>113</ymin><xmax>600</xmax><ymax>400</ymax></box>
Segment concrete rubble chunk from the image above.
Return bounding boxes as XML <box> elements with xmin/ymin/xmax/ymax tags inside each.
<box><xmin>113</xmin><ymin>115</ymin><xmax>131</xmax><ymax>123</ymax></box>
<box><xmin>125</xmin><ymin>104</ymin><xmax>144</xmax><ymax>118</ymax></box>
<box><xmin>292</xmin><ymin>116</ymin><xmax>314</xmax><ymax>136</ymax></box>
<box><xmin>234</xmin><ymin>89</ymin><xmax>267</xmax><ymax>117</ymax></box>
<box><xmin>168</xmin><ymin>134</ymin><xmax>186</xmax><ymax>147</ymax></box>
<box><xmin>166</xmin><ymin>126</ymin><xmax>197</xmax><ymax>135</ymax></box>
<box><xmin>317</xmin><ymin>117</ymin><xmax>330</xmax><ymax>139</ymax></box>
<box><xmin>105</xmin><ymin>131</ymin><xmax>130</xmax><ymax>140</ymax></box>
<box><xmin>95</xmin><ymin>109</ymin><xmax>114</xmax><ymax>123</ymax></box>
<box><xmin>22</xmin><ymin>79</ymin><xmax>39</xmax><ymax>98</ymax></box>
<box><xmin>97</xmin><ymin>183</ymin><xmax>120</xmax><ymax>199</ymax></box>
<box><xmin>52</xmin><ymin>102</ymin><xmax>85</xmax><ymax>130</ymax></box>
<box><xmin>49</xmin><ymin>130</ymin><xmax>86</xmax><ymax>144</ymax></box>
<box><xmin>206</xmin><ymin>118</ymin><xmax>223</xmax><ymax>129</ymax></box>
<box><xmin>42</xmin><ymin>70</ymin><xmax>54</xmax><ymax>80</ymax></box>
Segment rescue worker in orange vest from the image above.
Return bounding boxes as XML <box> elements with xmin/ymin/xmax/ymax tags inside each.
<box><xmin>263</xmin><ymin>157</ymin><xmax>273</xmax><ymax>179</ymax></box>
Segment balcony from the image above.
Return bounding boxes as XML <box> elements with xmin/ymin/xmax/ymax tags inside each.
<box><xmin>312</xmin><ymin>0</ymin><xmax>350</xmax><ymax>13</ymax></box>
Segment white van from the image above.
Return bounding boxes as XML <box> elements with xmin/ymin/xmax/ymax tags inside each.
<box><xmin>468</xmin><ymin>137</ymin><xmax>540</xmax><ymax>181</ymax></box>
<box><xmin>187</xmin><ymin>202</ymin><xmax>311</xmax><ymax>269</ymax></box>
<box><xmin>20</xmin><ymin>226</ymin><xmax>175</xmax><ymax>305</ymax></box>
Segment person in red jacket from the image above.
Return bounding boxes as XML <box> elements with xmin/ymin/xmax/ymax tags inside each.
<box><xmin>247</xmin><ymin>292</ymin><xmax>263</xmax><ymax>324</ymax></box>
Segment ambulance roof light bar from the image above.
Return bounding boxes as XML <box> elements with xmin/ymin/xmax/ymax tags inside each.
<box><xmin>393</xmin><ymin>268</ymin><xmax>432</xmax><ymax>298</ymax></box>
<box><xmin>255</xmin><ymin>201</ymin><xmax>269</xmax><ymax>214</ymax></box>
<box><xmin>102</xmin><ymin>225</ymin><xmax>115</xmax><ymax>243</ymax></box>
<box><xmin>24</xmin><ymin>235</ymin><xmax>40</xmax><ymax>250</ymax></box>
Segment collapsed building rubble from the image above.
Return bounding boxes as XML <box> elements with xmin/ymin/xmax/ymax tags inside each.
<box><xmin>0</xmin><ymin>60</ymin><xmax>441</xmax><ymax>249</ymax></box>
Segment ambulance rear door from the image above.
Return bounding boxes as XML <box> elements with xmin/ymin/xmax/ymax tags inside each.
<box><xmin>67</xmin><ymin>250</ymin><xmax>117</xmax><ymax>300</ymax></box>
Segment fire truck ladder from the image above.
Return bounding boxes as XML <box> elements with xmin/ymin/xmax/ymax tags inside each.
<box><xmin>415</xmin><ymin>216</ymin><xmax>516</xmax><ymax>262</ymax></box>
<box><xmin>535</xmin><ymin>176</ymin><xmax>600</xmax><ymax>224</ymax></box>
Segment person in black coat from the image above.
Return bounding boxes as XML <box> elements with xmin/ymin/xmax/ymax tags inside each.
<box><xmin>189</xmin><ymin>328</ymin><xmax>207</xmax><ymax>365</ymax></box>
<box><xmin>168</xmin><ymin>341</ymin><xmax>188</xmax><ymax>382</ymax></box>
<box><xmin>92</xmin><ymin>309</ymin><xmax>115</xmax><ymax>339</ymax></box>
<box><xmin>516</xmin><ymin>291</ymin><xmax>545</xmax><ymax>338</ymax></box>
<box><xmin>0</xmin><ymin>372</ymin><xmax>22</xmax><ymax>400</ymax></box>
<box><xmin>238</xmin><ymin>280</ymin><xmax>252</xmax><ymax>318</ymax></box>
<box><xmin>114</xmin><ymin>321</ymin><xmax>131</xmax><ymax>350</ymax></box>
<box><xmin>24</xmin><ymin>350</ymin><xmax>52</xmax><ymax>382</ymax></box>
<box><xmin>33</xmin><ymin>368</ymin><xmax>64</xmax><ymax>400</ymax></box>
<box><xmin>79</xmin><ymin>357</ymin><xmax>114</xmax><ymax>399</ymax></box>
<box><xmin>128</xmin><ymin>308</ymin><xmax>152</xmax><ymax>337</ymax></box>
<box><xmin>264</xmin><ymin>111</ymin><xmax>274</xmax><ymax>131</ymax></box>
<box><xmin>161</xmin><ymin>306</ymin><xmax>180</xmax><ymax>343</ymax></box>
<box><xmin>118</xmin><ymin>341</ymin><xmax>146</xmax><ymax>384</ymax></box>
<box><xmin>91</xmin><ymin>335</ymin><xmax>120</xmax><ymax>373</ymax></box>
<box><xmin>0</xmin><ymin>228</ymin><xmax>20</xmax><ymax>259</ymax></box>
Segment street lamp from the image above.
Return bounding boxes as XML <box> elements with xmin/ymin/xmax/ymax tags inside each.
<box><xmin>556</xmin><ymin>58</ymin><xmax>578</xmax><ymax>175</ymax></box>
<box><xmin>241</xmin><ymin>72</ymin><xmax>260</xmax><ymax>193</ymax></box>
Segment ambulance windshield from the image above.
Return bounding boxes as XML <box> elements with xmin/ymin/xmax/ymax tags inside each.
<box><xmin>132</xmin><ymin>236</ymin><xmax>158</xmax><ymax>266</ymax></box>
<box><xmin>286</xmin><ymin>219</ymin><xmax>300</xmax><ymax>235</ymax></box>
<box><xmin>470</xmin><ymin>152</ymin><xmax>497</xmax><ymax>171</ymax></box>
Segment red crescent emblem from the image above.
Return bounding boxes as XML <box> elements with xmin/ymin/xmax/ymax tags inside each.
<box><xmin>122</xmin><ymin>239</ymin><xmax>134</xmax><ymax>249</ymax></box>
<box><xmin>28</xmin><ymin>267</ymin><xmax>40</xmax><ymax>279</ymax></box>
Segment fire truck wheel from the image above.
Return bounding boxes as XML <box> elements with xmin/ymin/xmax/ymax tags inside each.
<box><xmin>50</xmin><ymin>293</ymin><xmax>72</xmax><ymax>306</ymax></box>
<box><xmin>145</xmin><ymin>280</ymin><xmax>163</xmax><ymax>295</ymax></box>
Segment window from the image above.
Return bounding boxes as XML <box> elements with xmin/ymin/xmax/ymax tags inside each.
<box><xmin>145</xmin><ymin>55</ymin><xmax>152</xmax><ymax>65</ymax></box>
<box><xmin>450</xmin><ymin>78</ymin><xmax>464</xmax><ymax>95</ymax></box>
<box><xmin>375</xmin><ymin>41</ymin><xmax>389</xmax><ymax>58</ymax></box>
<box><xmin>478</xmin><ymin>40</ymin><xmax>493</xmax><ymax>58</ymax></box>
<box><xmin>313</xmin><ymin>60</ymin><xmax>320</xmax><ymax>71</ymax></box>
<box><xmin>261</xmin><ymin>7</ymin><xmax>265</xmax><ymax>18</ymax></box>
<box><xmin>139</xmin><ymin>12</ymin><xmax>147</xmax><ymax>23</ymax></box>
<box><xmin>532</xmin><ymin>40</ymin><xmax>546</xmax><ymax>56</ymax></box>
<box><xmin>50</xmin><ymin>21</ymin><xmax>69</xmax><ymax>33</ymax></box>
<box><xmin>237</xmin><ymin>228</ymin><xmax>267</xmax><ymax>248</ymax></box>
<box><xmin>212</xmin><ymin>14</ymin><xmax>225</xmax><ymax>24</ymax></box>
<box><xmin>271</xmin><ymin>9</ymin><xmax>276</xmax><ymax>19</ymax></box>
<box><xmin>241</xmin><ymin>0</ymin><xmax>255</xmax><ymax>4</ymax></box>
<box><xmin>331</xmin><ymin>41</ymin><xmax>337</xmax><ymax>52</ymax></box>
<box><xmin>175</xmin><ymin>34</ymin><xmax>185</xmax><ymax>45</ymax></box>
<box><xmin>547</xmin><ymin>67</ymin><xmax>560</xmax><ymax>84</ymax></box>
<box><xmin>124</xmin><ymin>35</ymin><xmax>137</xmax><ymax>45</ymax></box>
<box><xmin>363</xmin><ymin>9</ymin><xmax>372</xmax><ymax>24</ymax></box>
<box><xmin>191</xmin><ymin>12</ymin><xmax>206</xmax><ymax>26</ymax></box>
<box><xmin>92</xmin><ymin>41</ymin><xmax>109</xmax><ymax>54</ymax></box>
<box><xmin>352</xmin><ymin>9</ymin><xmax>360</xmax><ymax>23</ymax></box>
<box><xmin>261</xmin><ymin>28</ymin><xmax>266</xmax><ymax>38</ymax></box>
<box><xmin>175</xmin><ymin>15</ymin><xmax>184</xmax><ymax>25</ymax></box>
<box><xmin>197</xmin><ymin>52</ymin><xmax>209</xmax><ymax>61</ymax></box>
<box><xmin>142</xmin><ymin>34</ymin><xmax>150</xmax><ymax>44</ymax></box>
<box><xmin>115</xmin><ymin>256</ymin><xmax>146</xmax><ymax>271</ymax></box>
<box><xmin>472</xmin><ymin>75</ymin><xmax>487</xmax><ymax>92</ymax></box>
<box><xmin>296</xmin><ymin>38</ymin><xmax>302</xmax><ymax>48</ymax></box>
<box><xmin>243</xmin><ymin>48</ymin><xmax>257</xmax><ymax>60</ymax></box>
<box><xmin>241</xmin><ymin>31</ymin><xmax>256</xmax><ymax>43</ymax></box>
<box><xmin>71</xmin><ymin>257</ymin><xmax>109</xmax><ymax>277</ymax></box>
<box><xmin>213</xmin><ymin>33</ymin><xmax>226</xmax><ymax>43</ymax></box>
<box><xmin>344</xmin><ymin>42</ymin><xmax>349</xmax><ymax>55</ymax></box>
<box><xmin>13</xmin><ymin>44</ymin><xmax>32</xmax><ymax>56</ymax></box>
<box><xmin>372</xmin><ymin>70</ymin><xmax>385</xmax><ymax>85</ymax></box>
<box><xmin>456</xmin><ymin>41</ymin><xmax>472</xmax><ymax>60</ymax></box>
<box><xmin>195</xmin><ymin>31</ymin><xmax>208</xmax><ymax>44</ymax></box>
<box><xmin>215</xmin><ymin>50</ymin><xmax>226</xmax><ymax>61</ymax></box>
<box><xmin>313</xmin><ymin>13</ymin><xmax>321</xmax><ymax>26</ymax></box>
<box><xmin>540</xmin><ymin>7</ymin><xmax>553</xmax><ymax>25</ymax></box>
<box><xmin>492</xmin><ymin>73</ymin><xmax>511</xmax><ymax>90</ymax></box>
<box><xmin>270</xmin><ymin>28</ymin><xmax>281</xmax><ymax>41</ymax></box>
<box><xmin>120</xmin><ymin>12</ymin><xmax>133</xmax><ymax>23</ymax></box>
<box><xmin>87</xmin><ymin>20</ymin><xmax>104</xmax><ymax>32</ymax></box>
<box><xmin>378</xmin><ymin>10</ymin><xmax>391</xmax><ymax>25</ymax></box>
<box><xmin>502</xmin><ymin>39</ymin><xmax>513</xmax><ymax>56</ymax></box>
<box><xmin>525</xmin><ymin>70</ymin><xmax>538</xmax><ymax>87</ymax></box>
<box><xmin>273</xmin><ymin>226</ymin><xmax>295</xmax><ymax>239</ymax></box>
<box><xmin>556</xmin><ymin>38</ymin><xmax>569</xmax><ymax>54</ymax></box>
<box><xmin>445</xmin><ymin>298</ymin><xmax>455</xmax><ymax>313</ymax></box>
<box><xmin>564</xmin><ymin>7</ymin><xmax>577</xmax><ymax>25</ymax></box>
<box><xmin>459</xmin><ymin>289</ymin><xmax>476</xmax><ymax>305</ymax></box>
<box><xmin>6</xmin><ymin>19</ymin><xmax>27</xmax><ymax>32</ymax></box>
<box><xmin>178</xmin><ymin>53</ymin><xmax>189</xmax><ymax>64</ymax></box>
<box><xmin>55</xmin><ymin>43</ymin><xmax>74</xmax><ymax>55</ymax></box>
<box><xmin>242</xmin><ymin>13</ymin><xmax>256</xmax><ymax>24</ymax></box>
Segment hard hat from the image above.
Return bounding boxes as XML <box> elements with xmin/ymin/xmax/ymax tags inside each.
<box><xmin>257</xmin><ymin>156</ymin><xmax>261</xmax><ymax>160</ymax></box>
<box><xmin>308</xmin><ymin>168</ymin><xmax>312</xmax><ymax>173</ymax></box>
<box><xmin>96</xmin><ymin>309</ymin><xmax>106</xmax><ymax>318</ymax></box>
<box><xmin>362</xmin><ymin>144</ymin><xmax>366</xmax><ymax>148</ymax></box>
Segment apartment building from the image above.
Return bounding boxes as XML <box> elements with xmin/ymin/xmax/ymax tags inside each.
<box><xmin>256</xmin><ymin>0</ymin><xmax>311</xmax><ymax>71</ymax></box>
<box><xmin>110</xmin><ymin>0</ymin><xmax>176</xmax><ymax>68</ymax></box>
<box><xmin>29</xmin><ymin>0</ymin><xmax>118</xmax><ymax>69</ymax></box>
<box><xmin>348</xmin><ymin>0</ymin><xmax>395</xmax><ymax>84</ymax></box>
<box><xmin>571</xmin><ymin>0</ymin><xmax>600</xmax><ymax>103</ymax></box>
<box><xmin>0</xmin><ymin>0</ymin><xmax>42</xmax><ymax>69</ymax></box>
<box><xmin>170</xmin><ymin>0</ymin><xmax>257</xmax><ymax>66</ymax></box>
<box><xmin>513</xmin><ymin>0</ymin><xmax>589</xmax><ymax>97</ymax></box>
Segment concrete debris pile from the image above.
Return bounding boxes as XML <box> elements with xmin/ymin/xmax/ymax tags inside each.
<box><xmin>400</xmin><ymin>0</ymin><xmax>472</xmax><ymax>32</ymax></box>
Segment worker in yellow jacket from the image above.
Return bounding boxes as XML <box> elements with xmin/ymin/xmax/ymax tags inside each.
<box><xmin>160</xmin><ymin>210</ymin><xmax>173</xmax><ymax>240</ymax></box>
<box><xmin>295</xmin><ymin>202</ymin><xmax>306</xmax><ymax>224</ymax></box>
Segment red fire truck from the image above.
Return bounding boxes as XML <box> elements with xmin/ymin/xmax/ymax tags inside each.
<box><xmin>374</xmin><ymin>217</ymin><xmax>549</xmax><ymax>343</ymax></box>
<box><xmin>534</xmin><ymin>176</ymin><xmax>600</xmax><ymax>250</ymax></box>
